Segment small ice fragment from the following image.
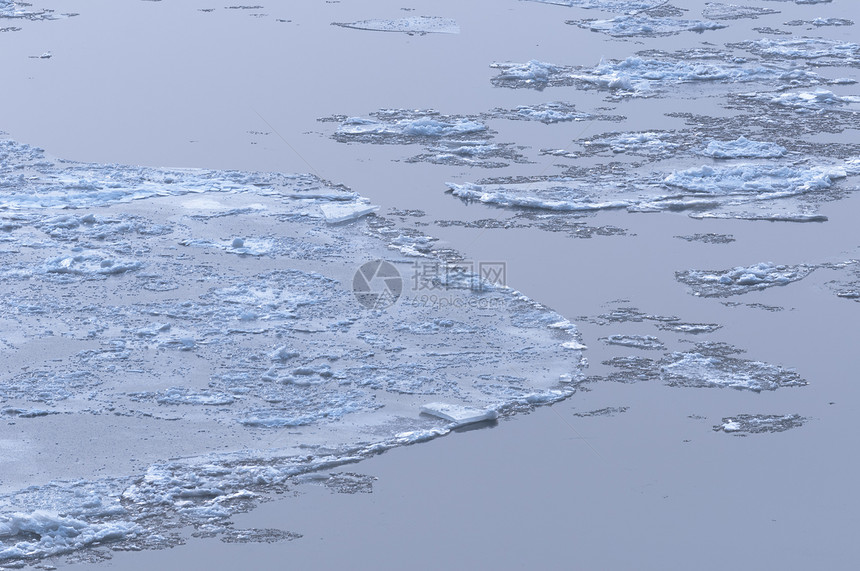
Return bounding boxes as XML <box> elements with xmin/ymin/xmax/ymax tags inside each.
<box><xmin>721</xmin><ymin>420</ymin><xmax>741</xmax><ymax>432</ymax></box>
<box><xmin>271</xmin><ymin>346</ymin><xmax>299</xmax><ymax>361</ymax></box>
<box><xmin>562</xmin><ymin>340</ymin><xmax>587</xmax><ymax>350</ymax></box>
<box><xmin>319</xmin><ymin>201</ymin><xmax>379</xmax><ymax>224</ymax></box>
<box><xmin>419</xmin><ymin>402</ymin><xmax>498</xmax><ymax>426</ymax></box>
<box><xmin>231</xmin><ymin>237</ymin><xmax>245</xmax><ymax>248</ymax></box>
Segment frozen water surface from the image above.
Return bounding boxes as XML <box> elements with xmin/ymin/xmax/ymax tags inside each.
<box><xmin>2</xmin><ymin>0</ymin><xmax>859</xmax><ymax>566</ymax></box>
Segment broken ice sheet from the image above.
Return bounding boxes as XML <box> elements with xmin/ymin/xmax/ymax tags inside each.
<box><xmin>701</xmin><ymin>3</ymin><xmax>780</xmax><ymax>20</ymax></box>
<box><xmin>446</xmin><ymin>152</ymin><xmax>856</xmax><ymax>221</ymax></box>
<box><xmin>730</xmin><ymin>38</ymin><xmax>860</xmax><ymax>65</ymax></box>
<box><xmin>0</xmin><ymin>0</ymin><xmax>64</xmax><ymax>21</ymax></box>
<box><xmin>714</xmin><ymin>414</ymin><xmax>806</xmax><ymax>434</ymax></box>
<box><xmin>661</xmin><ymin>350</ymin><xmax>806</xmax><ymax>391</ymax></box>
<box><xmin>600</xmin><ymin>334</ymin><xmax>666</xmax><ymax>350</ymax></box>
<box><xmin>419</xmin><ymin>402</ymin><xmax>498</xmax><ymax>427</ymax></box>
<box><xmin>332</xmin><ymin>16</ymin><xmax>459</xmax><ymax>35</ymax></box>
<box><xmin>579</xmin><ymin>131</ymin><xmax>682</xmax><ymax>157</ymax></box>
<box><xmin>0</xmin><ymin>133</ymin><xmax>587</xmax><ymax>563</ymax></box>
<box><xmin>698</xmin><ymin>136</ymin><xmax>786</xmax><ymax>159</ymax></box>
<box><xmin>327</xmin><ymin>109</ymin><xmax>488</xmax><ymax>145</ymax></box>
<box><xmin>676</xmin><ymin>262</ymin><xmax>816</xmax><ymax>297</ymax></box>
<box><xmin>568</xmin><ymin>15</ymin><xmax>727</xmax><ymax>38</ymax></box>
<box><xmin>406</xmin><ymin>141</ymin><xmax>528</xmax><ymax>169</ymax></box>
<box><xmin>785</xmin><ymin>18</ymin><xmax>854</xmax><ymax>28</ymax></box>
<box><xmin>523</xmin><ymin>0</ymin><xmax>669</xmax><ymax>11</ymax></box>
<box><xmin>488</xmin><ymin>102</ymin><xmax>624</xmax><ymax>124</ymax></box>
<box><xmin>491</xmin><ymin>55</ymin><xmax>827</xmax><ymax>96</ymax></box>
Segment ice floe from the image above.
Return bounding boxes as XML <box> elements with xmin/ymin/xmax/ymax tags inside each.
<box><xmin>446</xmin><ymin>155</ymin><xmax>855</xmax><ymax>221</ymax></box>
<box><xmin>0</xmin><ymin>511</ymin><xmax>140</xmax><ymax>561</ymax></box>
<box><xmin>600</xmin><ymin>334</ymin><xmax>666</xmax><ymax>350</ymax></box>
<box><xmin>661</xmin><ymin>351</ymin><xmax>806</xmax><ymax>391</ymax></box>
<box><xmin>319</xmin><ymin>201</ymin><xmax>379</xmax><ymax>224</ymax></box>
<box><xmin>714</xmin><ymin>413</ymin><xmax>806</xmax><ymax>434</ymax></box>
<box><xmin>569</xmin><ymin>15</ymin><xmax>727</xmax><ymax>37</ymax></box>
<box><xmin>493</xmin><ymin>102</ymin><xmax>597</xmax><ymax>124</ymax></box>
<box><xmin>763</xmin><ymin>89</ymin><xmax>860</xmax><ymax>111</ymax></box>
<box><xmin>701</xmin><ymin>3</ymin><xmax>779</xmax><ymax>20</ymax></box>
<box><xmin>732</xmin><ymin>37</ymin><xmax>859</xmax><ymax>62</ymax></box>
<box><xmin>676</xmin><ymin>262</ymin><xmax>815</xmax><ymax>297</ymax></box>
<box><xmin>0</xmin><ymin>133</ymin><xmax>587</xmax><ymax>564</ymax></box>
<box><xmin>332</xmin><ymin>110</ymin><xmax>487</xmax><ymax>144</ymax></box>
<box><xmin>0</xmin><ymin>0</ymin><xmax>63</xmax><ymax>21</ymax></box>
<box><xmin>663</xmin><ymin>163</ymin><xmax>845</xmax><ymax>196</ymax></box>
<box><xmin>523</xmin><ymin>0</ymin><xmax>665</xmax><ymax>10</ymax></box>
<box><xmin>698</xmin><ymin>136</ymin><xmax>786</xmax><ymax>158</ymax></box>
<box><xmin>492</xmin><ymin>56</ymin><xmax>826</xmax><ymax>96</ymax></box>
<box><xmin>333</xmin><ymin>16</ymin><xmax>459</xmax><ymax>35</ymax></box>
<box><xmin>785</xmin><ymin>18</ymin><xmax>853</xmax><ymax>27</ymax></box>
<box><xmin>419</xmin><ymin>403</ymin><xmax>498</xmax><ymax>427</ymax></box>
<box><xmin>582</xmin><ymin>131</ymin><xmax>680</xmax><ymax>156</ymax></box>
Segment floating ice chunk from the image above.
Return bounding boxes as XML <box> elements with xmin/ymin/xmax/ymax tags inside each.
<box><xmin>524</xmin><ymin>0</ymin><xmax>671</xmax><ymax>10</ymax></box>
<box><xmin>408</xmin><ymin>140</ymin><xmax>525</xmax><ymax>168</ymax></box>
<box><xmin>810</xmin><ymin>18</ymin><xmax>852</xmax><ymax>26</ymax></box>
<box><xmin>490</xmin><ymin>60</ymin><xmax>562</xmax><ymax>85</ymax></box>
<box><xmin>714</xmin><ymin>414</ymin><xmax>806</xmax><ymax>434</ymax></box>
<box><xmin>766</xmin><ymin>89</ymin><xmax>860</xmax><ymax>111</ymax></box>
<box><xmin>571</xmin><ymin>15</ymin><xmax>727</xmax><ymax>37</ymax></box>
<box><xmin>271</xmin><ymin>345</ymin><xmax>299</xmax><ymax>361</ymax></box>
<box><xmin>701</xmin><ymin>3</ymin><xmax>779</xmax><ymax>20</ymax></box>
<box><xmin>786</xmin><ymin>17</ymin><xmax>854</xmax><ymax>27</ymax></box>
<box><xmin>1</xmin><ymin>407</ymin><xmax>56</xmax><ymax>418</ymax></box>
<box><xmin>0</xmin><ymin>0</ymin><xmax>59</xmax><ymax>21</ymax></box>
<box><xmin>663</xmin><ymin>163</ymin><xmax>845</xmax><ymax>196</ymax></box>
<box><xmin>42</xmin><ymin>254</ymin><xmax>143</xmax><ymax>277</ymax></box>
<box><xmin>0</xmin><ymin>511</ymin><xmax>139</xmax><ymax>561</ymax></box>
<box><xmin>586</xmin><ymin>131</ymin><xmax>680</xmax><ymax>155</ymax></box>
<box><xmin>656</xmin><ymin>322</ymin><xmax>722</xmax><ymax>334</ymax></box>
<box><xmin>333</xmin><ymin>16</ymin><xmax>459</xmax><ymax>35</ymax></box>
<box><xmin>319</xmin><ymin>201</ymin><xmax>379</xmax><ymax>224</ymax></box>
<box><xmin>699</xmin><ymin>136</ymin><xmax>786</xmax><ymax>158</ymax></box>
<box><xmin>336</xmin><ymin>113</ymin><xmax>486</xmax><ymax>141</ymax></box>
<box><xmin>567</xmin><ymin>57</ymin><xmax>822</xmax><ymax>96</ymax></box>
<box><xmin>676</xmin><ymin>262</ymin><xmax>815</xmax><ymax>297</ymax></box>
<box><xmin>601</xmin><ymin>334</ymin><xmax>665</xmax><ymax>350</ymax></box>
<box><xmin>508</xmin><ymin>102</ymin><xmax>593</xmax><ymax>123</ymax></box>
<box><xmin>661</xmin><ymin>352</ymin><xmax>806</xmax><ymax>391</ymax></box>
<box><xmin>447</xmin><ymin>181</ymin><xmax>633</xmax><ymax>212</ymax></box>
<box><xmin>737</xmin><ymin>37</ymin><xmax>858</xmax><ymax>60</ymax></box>
<box><xmin>419</xmin><ymin>402</ymin><xmax>498</xmax><ymax>426</ymax></box>
<box><xmin>156</xmin><ymin>388</ymin><xmax>236</xmax><ymax>406</ymax></box>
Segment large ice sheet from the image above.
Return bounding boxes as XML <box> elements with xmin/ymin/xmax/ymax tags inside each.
<box><xmin>0</xmin><ymin>134</ymin><xmax>586</xmax><ymax>564</ymax></box>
